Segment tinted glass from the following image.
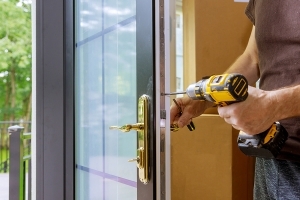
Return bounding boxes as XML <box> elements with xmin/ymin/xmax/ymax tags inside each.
<box><xmin>75</xmin><ymin>0</ymin><xmax>137</xmax><ymax>199</ymax></box>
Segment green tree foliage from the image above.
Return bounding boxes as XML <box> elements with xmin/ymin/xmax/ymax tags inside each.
<box><xmin>0</xmin><ymin>0</ymin><xmax>31</xmax><ymax>129</ymax></box>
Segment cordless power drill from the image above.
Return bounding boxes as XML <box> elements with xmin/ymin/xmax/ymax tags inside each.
<box><xmin>166</xmin><ymin>73</ymin><xmax>288</xmax><ymax>159</ymax></box>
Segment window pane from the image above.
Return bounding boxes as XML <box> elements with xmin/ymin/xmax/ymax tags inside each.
<box><xmin>75</xmin><ymin>0</ymin><xmax>137</xmax><ymax>199</ymax></box>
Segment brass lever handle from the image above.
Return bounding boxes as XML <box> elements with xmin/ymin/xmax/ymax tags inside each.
<box><xmin>128</xmin><ymin>157</ymin><xmax>140</xmax><ymax>162</ymax></box>
<box><xmin>109</xmin><ymin>123</ymin><xmax>144</xmax><ymax>132</ymax></box>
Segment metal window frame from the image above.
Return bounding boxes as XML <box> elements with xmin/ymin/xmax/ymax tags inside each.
<box><xmin>136</xmin><ymin>0</ymin><xmax>157</xmax><ymax>199</ymax></box>
<box><xmin>34</xmin><ymin>0</ymin><xmax>74</xmax><ymax>199</ymax></box>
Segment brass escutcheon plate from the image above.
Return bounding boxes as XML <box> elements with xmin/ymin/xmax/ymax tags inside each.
<box><xmin>137</xmin><ymin>94</ymin><xmax>150</xmax><ymax>184</ymax></box>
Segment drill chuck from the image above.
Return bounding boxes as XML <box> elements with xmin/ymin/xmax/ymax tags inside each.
<box><xmin>186</xmin><ymin>83</ymin><xmax>199</xmax><ymax>100</ymax></box>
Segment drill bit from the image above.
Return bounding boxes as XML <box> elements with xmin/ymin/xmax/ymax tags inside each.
<box><xmin>163</xmin><ymin>91</ymin><xmax>186</xmax><ymax>95</ymax></box>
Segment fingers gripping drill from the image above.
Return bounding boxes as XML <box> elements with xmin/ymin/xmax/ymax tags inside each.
<box><xmin>164</xmin><ymin>73</ymin><xmax>288</xmax><ymax>159</ymax></box>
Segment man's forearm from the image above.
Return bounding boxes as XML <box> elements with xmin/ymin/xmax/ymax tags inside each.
<box><xmin>272</xmin><ymin>85</ymin><xmax>300</xmax><ymax>121</ymax></box>
<box><xmin>225</xmin><ymin>26</ymin><xmax>260</xmax><ymax>86</ymax></box>
<box><xmin>225</xmin><ymin>53</ymin><xmax>260</xmax><ymax>86</ymax></box>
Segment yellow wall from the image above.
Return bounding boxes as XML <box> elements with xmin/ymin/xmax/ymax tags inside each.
<box><xmin>171</xmin><ymin>115</ymin><xmax>255</xmax><ymax>200</ymax></box>
<box><xmin>183</xmin><ymin>0</ymin><xmax>253</xmax><ymax>85</ymax></box>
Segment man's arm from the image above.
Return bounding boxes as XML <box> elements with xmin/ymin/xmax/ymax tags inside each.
<box><xmin>271</xmin><ymin>85</ymin><xmax>300</xmax><ymax>122</ymax></box>
<box><xmin>170</xmin><ymin>26</ymin><xmax>260</xmax><ymax>128</ymax></box>
<box><xmin>225</xmin><ymin>26</ymin><xmax>260</xmax><ymax>85</ymax></box>
<box><xmin>218</xmin><ymin>84</ymin><xmax>300</xmax><ymax>135</ymax></box>
<box><xmin>217</xmin><ymin>26</ymin><xmax>300</xmax><ymax>134</ymax></box>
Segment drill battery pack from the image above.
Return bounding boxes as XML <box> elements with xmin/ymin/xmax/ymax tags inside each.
<box><xmin>237</xmin><ymin>122</ymin><xmax>288</xmax><ymax>159</ymax></box>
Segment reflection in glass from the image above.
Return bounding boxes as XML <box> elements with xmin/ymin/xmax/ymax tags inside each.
<box><xmin>75</xmin><ymin>0</ymin><xmax>137</xmax><ymax>199</ymax></box>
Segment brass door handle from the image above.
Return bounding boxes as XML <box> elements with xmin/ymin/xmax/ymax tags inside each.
<box><xmin>109</xmin><ymin>123</ymin><xmax>144</xmax><ymax>132</ymax></box>
<box><xmin>109</xmin><ymin>94</ymin><xmax>150</xmax><ymax>184</ymax></box>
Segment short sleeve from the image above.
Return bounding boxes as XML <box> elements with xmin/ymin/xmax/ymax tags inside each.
<box><xmin>245</xmin><ymin>0</ymin><xmax>255</xmax><ymax>25</ymax></box>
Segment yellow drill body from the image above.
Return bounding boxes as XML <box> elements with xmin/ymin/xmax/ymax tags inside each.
<box><xmin>186</xmin><ymin>73</ymin><xmax>248</xmax><ymax>106</ymax></box>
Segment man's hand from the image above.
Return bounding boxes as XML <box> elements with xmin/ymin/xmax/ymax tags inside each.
<box><xmin>218</xmin><ymin>86</ymin><xmax>277</xmax><ymax>135</ymax></box>
<box><xmin>170</xmin><ymin>96</ymin><xmax>214</xmax><ymax>128</ymax></box>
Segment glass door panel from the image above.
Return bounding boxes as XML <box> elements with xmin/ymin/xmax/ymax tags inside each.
<box><xmin>75</xmin><ymin>0</ymin><xmax>138</xmax><ymax>199</ymax></box>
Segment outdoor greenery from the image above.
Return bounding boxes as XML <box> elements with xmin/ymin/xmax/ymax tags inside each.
<box><xmin>0</xmin><ymin>147</ymin><xmax>8</xmax><ymax>173</ymax></box>
<box><xmin>0</xmin><ymin>0</ymin><xmax>32</xmax><ymax>147</ymax></box>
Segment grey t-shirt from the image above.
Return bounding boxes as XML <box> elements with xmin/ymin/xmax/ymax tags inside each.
<box><xmin>245</xmin><ymin>0</ymin><xmax>300</xmax><ymax>161</ymax></box>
